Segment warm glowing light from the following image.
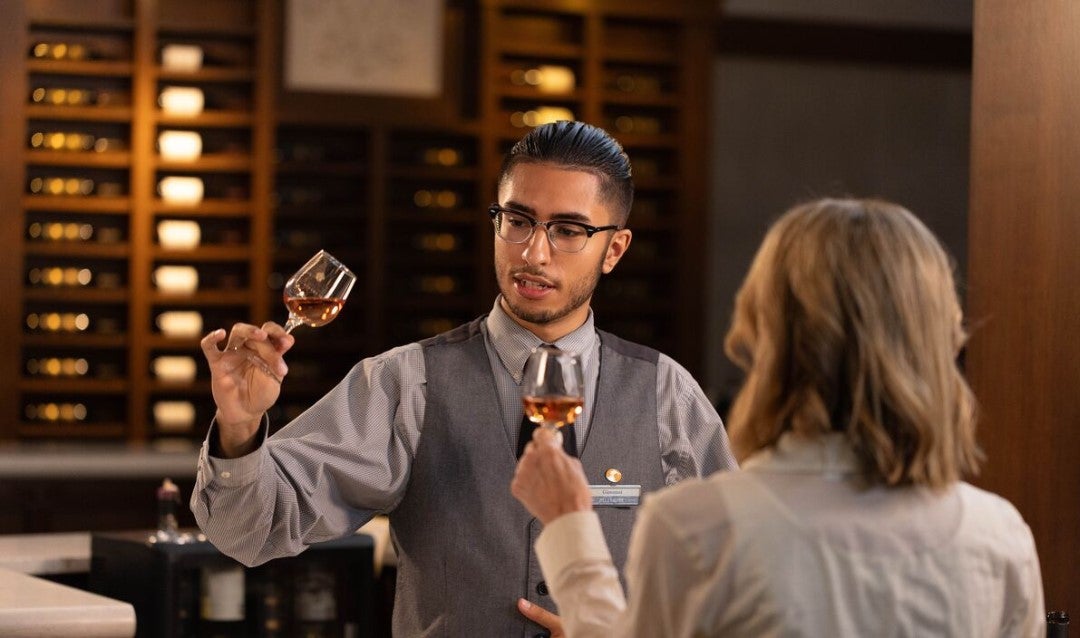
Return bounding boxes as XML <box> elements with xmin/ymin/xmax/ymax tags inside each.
<box><xmin>159</xmin><ymin>86</ymin><xmax>204</xmax><ymax>116</ymax></box>
<box><xmin>158</xmin><ymin>130</ymin><xmax>202</xmax><ymax>161</ymax></box>
<box><xmin>152</xmin><ymin>356</ymin><xmax>198</xmax><ymax>382</ymax></box>
<box><xmin>535</xmin><ymin>65</ymin><xmax>575</xmax><ymax>94</ymax></box>
<box><xmin>158</xmin><ymin>176</ymin><xmax>204</xmax><ymax>205</ymax></box>
<box><xmin>161</xmin><ymin>44</ymin><xmax>203</xmax><ymax>71</ymax></box>
<box><xmin>157</xmin><ymin>220</ymin><xmax>201</xmax><ymax>249</ymax></box>
<box><xmin>156</xmin><ymin>310</ymin><xmax>204</xmax><ymax>338</ymax></box>
<box><xmin>153</xmin><ymin>401</ymin><xmax>196</xmax><ymax>431</ymax></box>
<box><xmin>153</xmin><ymin>265</ymin><xmax>199</xmax><ymax>294</ymax></box>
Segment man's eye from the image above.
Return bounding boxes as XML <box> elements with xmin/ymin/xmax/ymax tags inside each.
<box><xmin>553</xmin><ymin>224</ymin><xmax>585</xmax><ymax>237</ymax></box>
<box><xmin>505</xmin><ymin>215</ymin><xmax>530</xmax><ymax>228</ymax></box>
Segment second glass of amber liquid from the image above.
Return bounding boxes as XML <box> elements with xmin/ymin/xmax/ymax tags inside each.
<box><xmin>521</xmin><ymin>345</ymin><xmax>584</xmax><ymax>434</ymax></box>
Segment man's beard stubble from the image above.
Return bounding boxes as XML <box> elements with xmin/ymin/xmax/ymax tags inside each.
<box><xmin>496</xmin><ymin>256</ymin><xmax>605</xmax><ymax>326</ymax></box>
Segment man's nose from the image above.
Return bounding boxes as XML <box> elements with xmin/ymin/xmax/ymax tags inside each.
<box><xmin>522</xmin><ymin>226</ymin><xmax>551</xmax><ymax>265</ymax></box>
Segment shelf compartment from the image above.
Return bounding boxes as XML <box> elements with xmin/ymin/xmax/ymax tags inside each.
<box><xmin>23</xmin><ymin>242</ymin><xmax>129</xmax><ymax>258</ymax></box>
<box><xmin>18</xmin><ymin>422</ymin><xmax>127</xmax><ymax>438</ymax></box>
<box><xmin>26</xmin><ymin>104</ymin><xmax>133</xmax><ymax>122</ymax></box>
<box><xmin>157</xmin><ymin>67</ymin><xmax>254</xmax><ymax>83</ymax></box>
<box><xmin>18</xmin><ymin>378</ymin><xmax>128</xmax><ymax>394</ymax></box>
<box><xmin>148</xmin><ymin>291</ymin><xmax>253</xmax><ymax>305</ymax></box>
<box><xmin>28</xmin><ymin>59</ymin><xmax>134</xmax><ymax>77</ymax></box>
<box><xmin>26</xmin><ymin>149</ymin><xmax>131</xmax><ymax>168</ymax></box>
<box><xmin>23</xmin><ymin>195</ymin><xmax>131</xmax><ymax>213</ymax></box>
<box><xmin>154</xmin><ymin>200</ymin><xmax>250</xmax><ymax>216</ymax></box>
<box><xmin>23</xmin><ymin>288</ymin><xmax>128</xmax><ymax>304</ymax></box>
<box><xmin>155</xmin><ymin>153</ymin><xmax>252</xmax><ymax>172</ymax></box>
<box><xmin>156</xmin><ymin>111</ymin><xmax>254</xmax><ymax>128</ymax></box>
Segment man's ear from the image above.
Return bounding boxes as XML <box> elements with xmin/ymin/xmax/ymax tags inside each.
<box><xmin>601</xmin><ymin>229</ymin><xmax>632</xmax><ymax>274</ymax></box>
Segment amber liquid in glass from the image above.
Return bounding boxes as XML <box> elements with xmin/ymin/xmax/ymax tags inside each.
<box><xmin>522</xmin><ymin>395</ymin><xmax>583</xmax><ymax>429</ymax></box>
<box><xmin>283</xmin><ymin>296</ymin><xmax>344</xmax><ymax>328</ymax></box>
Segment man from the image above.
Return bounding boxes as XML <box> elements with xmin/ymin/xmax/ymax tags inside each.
<box><xmin>192</xmin><ymin>121</ymin><xmax>737</xmax><ymax>636</ymax></box>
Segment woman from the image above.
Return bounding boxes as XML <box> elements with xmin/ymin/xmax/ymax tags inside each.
<box><xmin>512</xmin><ymin>198</ymin><xmax>1044</xmax><ymax>637</ymax></box>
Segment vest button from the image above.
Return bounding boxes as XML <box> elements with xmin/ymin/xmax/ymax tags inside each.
<box><xmin>536</xmin><ymin>581</ymin><xmax>549</xmax><ymax>596</ymax></box>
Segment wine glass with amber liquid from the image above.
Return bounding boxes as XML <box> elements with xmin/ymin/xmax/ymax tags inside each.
<box><xmin>281</xmin><ymin>250</ymin><xmax>356</xmax><ymax>333</ymax></box>
<box><xmin>244</xmin><ymin>250</ymin><xmax>356</xmax><ymax>381</ymax></box>
<box><xmin>522</xmin><ymin>345</ymin><xmax>584</xmax><ymax>438</ymax></box>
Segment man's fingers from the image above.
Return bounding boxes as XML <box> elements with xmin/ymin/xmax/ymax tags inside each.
<box><xmin>200</xmin><ymin>328</ymin><xmax>227</xmax><ymax>361</ymax></box>
<box><xmin>223</xmin><ymin>322</ymin><xmax>267</xmax><ymax>352</ymax></box>
<box><xmin>260</xmin><ymin>321</ymin><xmax>295</xmax><ymax>352</ymax></box>
<box><xmin>517</xmin><ymin>598</ymin><xmax>563</xmax><ymax>635</ymax></box>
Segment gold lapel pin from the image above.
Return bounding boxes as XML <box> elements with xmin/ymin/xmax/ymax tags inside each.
<box><xmin>604</xmin><ymin>468</ymin><xmax>623</xmax><ymax>484</ymax></box>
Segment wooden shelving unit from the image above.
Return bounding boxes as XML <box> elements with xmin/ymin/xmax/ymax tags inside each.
<box><xmin>0</xmin><ymin>0</ymin><xmax>713</xmax><ymax>444</ymax></box>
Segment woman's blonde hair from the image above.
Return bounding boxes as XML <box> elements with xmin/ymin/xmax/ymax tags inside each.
<box><xmin>724</xmin><ymin>198</ymin><xmax>981</xmax><ymax>488</ymax></box>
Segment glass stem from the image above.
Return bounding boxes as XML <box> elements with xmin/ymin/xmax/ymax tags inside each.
<box><xmin>245</xmin><ymin>352</ymin><xmax>282</xmax><ymax>384</ymax></box>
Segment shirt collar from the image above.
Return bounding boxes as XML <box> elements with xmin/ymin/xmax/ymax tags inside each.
<box><xmin>485</xmin><ymin>297</ymin><xmax>596</xmax><ymax>384</ymax></box>
<box><xmin>741</xmin><ymin>431</ymin><xmax>859</xmax><ymax>480</ymax></box>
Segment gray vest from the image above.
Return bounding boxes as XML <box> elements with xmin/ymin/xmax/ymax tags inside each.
<box><xmin>388</xmin><ymin>317</ymin><xmax>666</xmax><ymax>636</ymax></box>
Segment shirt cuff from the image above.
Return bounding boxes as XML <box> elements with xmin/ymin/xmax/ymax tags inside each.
<box><xmin>199</xmin><ymin>415</ymin><xmax>268</xmax><ymax>487</ymax></box>
<box><xmin>536</xmin><ymin>510</ymin><xmax>613</xmax><ymax>581</ymax></box>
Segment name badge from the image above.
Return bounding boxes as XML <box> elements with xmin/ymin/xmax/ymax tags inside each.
<box><xmin>589</xmin><ymin>484</ymin><xmax>641</xmax><ymax>507</ymax></box>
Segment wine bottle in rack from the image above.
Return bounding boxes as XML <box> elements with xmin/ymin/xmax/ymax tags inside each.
<box><xmin>293</xmin><ymin>562</ymin><xmax>338</xmax><ymax>638</ymax></box>
<box><xmin>413</xmin><ymin>232</ymin><xmax>459</xmax><ymax>252</ymax></box>
<box><xmin>30</xmin><ymin>42</ymin><xmax>91</xmax><ymax>60</ymax></box>
<box><xmin>252</xmin><ymin>566</ymin><xmax>288</xmax><ymax>638</ymax></box>
<box><xmin>27</xmin><ymin>266</ymin><xmax>94</xmax><ymax>287</ymax></box>
<box><xmin>412</xmin><ymin>189</ymin><xmax>459</xmax><ymax>209</ymax></box>
<box><xmin>25</xmin><ymin>312</ymin><xmax>91</xmax><ymax>333</ymax></box>
<box><xmin>29</xmin><ymin>130</ymin><xmax>96</xmax><ymax>152</ymax></box>
<box><xmin>415</xmin><ymin>275</ymin><xmax>458</xmax><ymax>295</ymax></box>
<box><xmin>27</xmin><ymin>221</ymin><xmax>95</xmax><ymax>241</ymax></box>
<box><xmin>200</xmin><ymin>564</ymin><xmax>248</xmax><ymax>637</ymax></box>
<box><xmin>25</xmin><ymin>357</ymin><xmax>89</xmax><ymax>377</ymax></box>
<box><xmin>419</xmin><ymin>146</ymin><xmax>462</xmax><ymax>167</ymax></box>
<box><xmin>30</xmin><ymin>86</ymin><xmax>97</xmax><ymax>106</ymax></box>
<box><xmin>24</xmin><ymin>402</ymin><xmax>88</xmax><ymax>423</ymax></box>
<box><xmin>28</xmin><ymin>176</ymin><xmax>95</xmax><ymax>196</ymax></box>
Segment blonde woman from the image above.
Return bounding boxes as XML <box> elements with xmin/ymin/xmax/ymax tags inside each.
<box><xmin>512</xmin><ymin>198</ymin><xmax>1045</xmax><ymax>637</ymax></box>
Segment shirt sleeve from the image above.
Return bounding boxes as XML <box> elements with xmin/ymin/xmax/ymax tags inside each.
<box><xmin>190</xmin><ymin>343</ymin><xmax>425</xmax><ymax>567</ymax></box>
<box><xmin>537</xmin><ymin>497</ymin><xmax>716</xmax><ymax>638</ymax></box>
<box><xmin>655</xmin><ymin>353</ymin><xmax>738</xmax><ymax>484</ymax></box>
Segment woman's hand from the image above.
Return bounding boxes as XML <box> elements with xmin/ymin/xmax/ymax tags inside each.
<box><xmin>511</xmin><ymin>427</ymin><xmax>593</xmax><ymax>525</ymax></box>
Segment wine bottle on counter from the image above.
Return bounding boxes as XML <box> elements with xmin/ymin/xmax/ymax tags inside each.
<box><xmin>200</xmin><ymin>563</ymin><xmax>248</xmax><ymax>637</ymax></box>
<box><xmin>293</xmin><ymin>562</ymin><xmax>338</xmax><ymax>638</ymax></box>
<box><xmin>149</xmin><ymin>478</ymin><xmax>188</xmax><ymax>544</ymax></box>
<box><xmin>1047</xmin><ymin>611</ymin><xmax>1070</xmax><ymax>638</ymax></box>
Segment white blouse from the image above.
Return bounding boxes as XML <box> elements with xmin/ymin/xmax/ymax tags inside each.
<box><xmin>536</xmin><ymin>432</ymin><xmax>1045</xmax><ymax>637</ymax></box>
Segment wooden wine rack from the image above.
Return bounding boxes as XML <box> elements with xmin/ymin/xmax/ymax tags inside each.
<box><xmin>0</xmin><ymin>0</ymin><xmax>714</xmax><ymax>444</ymax></box>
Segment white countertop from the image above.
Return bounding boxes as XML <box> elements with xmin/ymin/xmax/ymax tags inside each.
<box><xmin>0</xmin><ymin>441</ymin><xmax>199</xmax><ymax>479</ymax></box>
<box><xmin>0</xmin><ymin>533</ymin><xmax>89</xmax><ymax>575</ymax></box>
<box><xmin>0</xmin><ymin>567</ymin><xmax>134</xmax><ymax>637</ymax></box>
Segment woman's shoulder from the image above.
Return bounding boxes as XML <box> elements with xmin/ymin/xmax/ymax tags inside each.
<box><xmin>954</xmin><ymin>482</ymin><xmax>1038</xmax><ymax>556</ymax></box>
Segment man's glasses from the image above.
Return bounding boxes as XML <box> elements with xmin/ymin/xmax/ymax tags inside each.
<box><xmin>488</xmin><ymin>204</ymin><xmax>621</xmax><ymax>254</ymax></box>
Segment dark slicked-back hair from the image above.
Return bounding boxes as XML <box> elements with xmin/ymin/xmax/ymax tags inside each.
<box><xmin>499</xmin><ymin>120</ymin><xmax>634</xmax><ymax>225</ymax></box>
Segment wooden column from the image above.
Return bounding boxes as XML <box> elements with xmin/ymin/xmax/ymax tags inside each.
<box><xmin>968</xmin><ymin>0</ymin><xmax>1080</xmax><ymax>616</ymax></box>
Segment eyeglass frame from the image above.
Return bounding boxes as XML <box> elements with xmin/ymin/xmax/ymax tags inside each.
<box><xmin>487</xmin><ymin>204</ymin><xmax>623</xmax><ymax>253</ymax></box>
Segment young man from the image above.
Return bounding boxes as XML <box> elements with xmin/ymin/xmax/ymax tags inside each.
<box><xmin>193</xmin><ymin>121</ymin><xmax>736</xmax><ymax>636</ymax></box>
